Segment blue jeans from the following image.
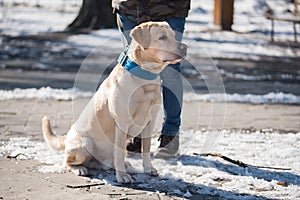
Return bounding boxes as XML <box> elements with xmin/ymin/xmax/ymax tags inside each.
<box><xmin>117</xmin><ymin>14</ymin><xmax>185</xmax><ymax>136</ymax></box>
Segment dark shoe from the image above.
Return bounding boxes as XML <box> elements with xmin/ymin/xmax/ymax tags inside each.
<box><xmin>154</xmin><ymin>134</ymin><xmax>179</xmax><ymax>158</ymax></box>
<box><xmin>126</xmin><ymin>137</ymin><xmax>141</xmax><ymax>153</ymax></box>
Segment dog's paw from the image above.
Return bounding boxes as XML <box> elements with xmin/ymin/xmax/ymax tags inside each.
<box><xmin>72</xmin><ymin>167</ymin><xmax>88</xmax><ymax>176</ymax></box>
<box><xmin>145</xmin><ymin>166</ymin><xmax>158</xmax><ymax>177</ymax></box>
<box><xmin>116</xmin><ymin>171</ymin><xmax>133</xmax><ymax>183</ymax></box>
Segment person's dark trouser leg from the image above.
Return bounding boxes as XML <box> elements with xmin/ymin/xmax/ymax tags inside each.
<box><xmin>154</xmin><ymin>64</ymin><xmax>182</xmax><ymax>158</ymax></box>
<box><xmin>154</xmin><ymin>17</ymin><xmax>186</xmax><ymax>158</ymax></box>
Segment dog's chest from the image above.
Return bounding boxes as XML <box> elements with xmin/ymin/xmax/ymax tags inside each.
<box><xmin>131</xmin><ymin>84</ymin><xmax>160</xmax><ymax>105</ymax></box>
<box><xmin>107</xmin><ymin>75</ymin><xmax>161</xmax><ymax>134</ymax></box>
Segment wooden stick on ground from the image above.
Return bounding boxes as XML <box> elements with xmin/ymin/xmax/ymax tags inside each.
<box><xmin>66</xmin><ymin>183</ymin><xmax>105</xmax><ymax>189</ymax></box>
<box><xmin>7</xmin><ymin>153</ymin><xmax>28</xmax><ymax>159</ymax></box>
<box><xmin>194</xmin><ymin>153</ymin><xmax>291</xmax><ymax>171</ymax></box>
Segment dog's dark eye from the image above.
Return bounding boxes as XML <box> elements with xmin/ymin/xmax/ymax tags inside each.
<box><xmin>158</xmin><ymin>35</ymin><xmax>167</xmax><ymax>40</ymax></box>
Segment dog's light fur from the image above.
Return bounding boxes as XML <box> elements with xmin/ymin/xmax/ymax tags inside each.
<box><xmin>42</xmin><ymin>21</ymin><xmax>187</xmax><ymax>183</ymax></box>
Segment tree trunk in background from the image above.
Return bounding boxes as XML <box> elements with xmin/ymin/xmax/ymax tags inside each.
<box><xmin>66</xmin><ymin>0</ymin><xmax>116</xmax><ymax>32</ymax></box>
<box><xmin>213</xmin><ymin>0</ymin><xmax>234</xmax><ymax>31</ymax></box>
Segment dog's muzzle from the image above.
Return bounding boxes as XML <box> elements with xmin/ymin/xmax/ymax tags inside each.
<box><xmin>178</xmin><ymin>43</ymin><xmax>188</xmax><ymax>58</ymax></box>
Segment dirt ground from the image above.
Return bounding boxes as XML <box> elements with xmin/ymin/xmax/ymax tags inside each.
<box><xmin>0</xmin><ymin>99</ymin><xmax>299</xmax><ymax>199</ymax></box>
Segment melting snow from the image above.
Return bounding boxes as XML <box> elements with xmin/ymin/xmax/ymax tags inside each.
<box><xmin>0</xmin><ymin>130</ymin><xmax>299</xmax><ymax>199</ymax></box>
<box><xmin>1</xmin><ymin>87</ymin><xmax>300</xmax><ymax>104</ymax></box>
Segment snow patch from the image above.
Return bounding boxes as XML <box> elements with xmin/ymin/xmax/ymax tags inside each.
<box><xmin>0</xmin><ymin>137</ymin><xmax>65</xmax><ymax>173</ymax></box>
<box><xmin>1</xmin><ymin>130</ymin><xmax>299</xmax><ymax>199</ymax></box>
<box><xmin>1</xmin><ymin>87</ymin><xmax>300</xmax><ymax>104</ymax></box>
<box><xmin>184</xmin><ymin>92</ymin><xmax>300</xmax><ymax>104</ymax></box>
<box><xmin>0</xmin><ymin>87</ymin><xmax>93</xmax><ymax>100</ymax></box>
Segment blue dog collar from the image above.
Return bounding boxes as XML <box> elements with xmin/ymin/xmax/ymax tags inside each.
<box><xmin>117</xmin><ymin>52</ymin><xmax>159</xmax><ymax>80</ymax></box>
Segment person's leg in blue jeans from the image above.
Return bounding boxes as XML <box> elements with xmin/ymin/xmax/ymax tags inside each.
<box><xmin>154</xmin><ymin>17</ymin><xmax>185</xmax><ymax>157</ymax></box>
<box><xmin>117</xmin><ymin>14</ymin><xmax>186</xmax><ymax>157</ymax></box>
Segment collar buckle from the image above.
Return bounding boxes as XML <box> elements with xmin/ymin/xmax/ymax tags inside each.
<box><xmin>117</xmin><ymin>51</ymin><xmax>128</xmax><ymax>66</ymax></box>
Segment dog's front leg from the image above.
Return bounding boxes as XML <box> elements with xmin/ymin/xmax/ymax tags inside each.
<box><xmin>141</xmin><ymin>103</ymin><xmax>160</xmax><ymax>176</ymax></box>
<box><xmin>142</xmin><ymin>136</ymin><xmax>158</xmax><ymax>176</ymax></box>
<box><xmin>114</xmin><ymin>126</ymin><xmax>133</xmax><ymax>183</ymax></box>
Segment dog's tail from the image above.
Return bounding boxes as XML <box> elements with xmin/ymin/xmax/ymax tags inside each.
<box><xmin>42</xmin><ymin>116</ymin><xmax>66</xmax><ymax>151</ymax></box>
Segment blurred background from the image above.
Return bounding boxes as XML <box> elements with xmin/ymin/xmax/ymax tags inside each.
<box><xmin>0</xmin><ymin>2</ymin><xmax>300</xmax><ymax>198</ymax></box>
<box><xmin>0</xmin><ymin>0</ymin><xmax>299</xmax><ymax>100</ymax></box>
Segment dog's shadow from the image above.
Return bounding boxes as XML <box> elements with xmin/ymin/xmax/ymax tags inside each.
<box><xmin>87</xmin><ymin>154</ymin><xmax>297</xmax><ymax>199</ymax></box>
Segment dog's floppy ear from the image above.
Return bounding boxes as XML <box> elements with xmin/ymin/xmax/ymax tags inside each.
<box><xmin>130</xmin><ymin>24</ymin><xmax>151</xmax><ymax>50</ymax></box>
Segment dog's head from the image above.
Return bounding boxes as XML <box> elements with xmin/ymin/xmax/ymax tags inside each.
<box><xmin>129</xmin><ymin>21</ymin><xmax>187</xmax><ymax>73</ymax></box>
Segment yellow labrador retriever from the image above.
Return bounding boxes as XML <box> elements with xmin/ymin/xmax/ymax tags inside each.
<box><xmin>42</xmin><ymin>21</ymin><xmax>187</xmax><ymax>183</ymax></box>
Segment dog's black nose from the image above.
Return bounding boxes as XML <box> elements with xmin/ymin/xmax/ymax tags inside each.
<box><xmin>180</xmin><ymin>43</ymin><xmax>188</xmax><ymax>51</ymax></box>
<box><xmin>180</xmin><ymin>43</ymin><xmax>187</xmax><ymax>50</ymax></box>
<box><xmin>179</xmin><ymin>43</ymin><xmax>187</xmax><ymax>57</ymax></box>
